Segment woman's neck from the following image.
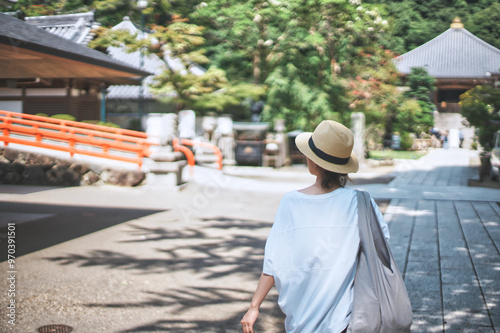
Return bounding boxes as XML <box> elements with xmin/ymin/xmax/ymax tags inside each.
<box><xmin>298</xmin><ymin>177</ymin><xmax>340</xmax><ymax>195</ymax></box>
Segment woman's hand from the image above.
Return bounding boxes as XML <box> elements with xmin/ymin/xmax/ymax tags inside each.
<box><xmin>241</xmin><ymin>307</ymin><xmax>259</xmax><ymax>333</ymax></box>
<box><xmin>241</xmin><ymin>273</ymin><xmax>274</xmax><ymax>332</ymax></box>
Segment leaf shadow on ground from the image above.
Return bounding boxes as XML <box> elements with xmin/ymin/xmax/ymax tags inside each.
<box><xmin>85</xmin><ymin>286</ymin><xmax>283</xmax><ymax>333</ymax></box>
<box><xmin>46</xmin><ymin>216</ymin><xmax>270</xmax><ymax>279</ymax></box>
<box><xmin>46</xmin><ymin>216</ymin><xmax>285</xmax><ymax>331</ymax></box>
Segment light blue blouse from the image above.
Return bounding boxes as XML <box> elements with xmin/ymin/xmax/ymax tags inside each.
<box><xmin>263</xmin><ymin>187</ymin><xmax>389</xmax><ymax>333</ymax></box>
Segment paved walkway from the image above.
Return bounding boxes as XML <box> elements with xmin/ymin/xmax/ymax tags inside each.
<box><xmin>0</xmin><ymin>148</ymin><xmax>498</xmax><ymax>332</ymax></box>
<box><xmin>360</xmin><ymin>149</ymin><xmax>500</xmax><ymax>333</ymax></box>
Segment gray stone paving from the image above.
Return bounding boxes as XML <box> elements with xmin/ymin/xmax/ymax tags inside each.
<box><xmin>0</xmin><ymin>148</ymin><xmax>498</xmax><ymax>332</ymax></box>
<box><xmin>367</xmin><ymin>149</ymin><xmax>500</xmax><ymax>333</ymax></box>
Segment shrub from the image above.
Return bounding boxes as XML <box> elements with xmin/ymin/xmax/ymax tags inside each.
<box><xmin>51</xmin><ymin>114</ymin><xmax>76</xmax><ymax>121</ymax></box>
<box><xmin>400</xmin><ymin>132</ymin><xmax>414</xmax><ymax>151</ymax></box>
<box><xmin>82</xmin><ymin>120</ymin><xmax>121</xmax><ymax>128</ymax></box>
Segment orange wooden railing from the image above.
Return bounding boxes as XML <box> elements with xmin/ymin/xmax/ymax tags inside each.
<box><xmin>172</xmin><ymin>138</ymin><xmax>223</xmax><ymax>170</ymax></box>
<box><xmin>0</xmin><ymin>110</ymin><xmax>148</xmax><ymax>138</ymax></box>
<box><xmin>0</xmin><ymin>110</ymin><xmax>153</xmax><ymax>167</ymax></box>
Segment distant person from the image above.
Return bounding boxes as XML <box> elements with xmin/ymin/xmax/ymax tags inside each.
<box><xmin>241</xmin><ymin>120</ymin><xmax>389</xmax><ymax>333</ymax></box>
<box><xmin>441</xmin><ymin>131</ymin><xmax>449</xmax><ymax>149</ymax></box>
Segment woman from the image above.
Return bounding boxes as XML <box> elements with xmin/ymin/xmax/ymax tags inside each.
<box><xmin>241</xmin><ymin>120</ymin><xmax>389</xmax><ymax>333</ymax></box>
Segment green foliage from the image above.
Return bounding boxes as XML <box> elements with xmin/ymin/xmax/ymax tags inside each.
<box><xmin>4</xmin><ymin>0</ymin><xmax>498</xmax><ymax>55</ymax></box>
<box><xmin>460</xmin><ymin>85</ymin><xmax>500</xmax><ymax>150</ymax></box>
<box><xmin>368</xmin><ymin>149</ymin><xmax>426</xmax><ymax>160</ymax></box>
<box><xmin>92</xmin><ymin>0</ymin><xmax>160</xmax><ymax>27</ymax></box>
<box><xmin>191</xmin><ymin>0</ymin><xmax>285</xmax><ymax>83</ymax></box>
<box><xmin>259</xmin><ymin>0</ymin><xmax>399</xmax><ymax>131</ymax></box>
<box><xmin>405</xmin><ymin>67</ymin><xmax>436</xmax><ymax>99</ymax></box>
<box><xmin>395</xmin><ymin>99</ymin><xmax>422</xmax><ymax>133</ymax></box>
<box><xmin>193</xmin><ymin>83</ymin><xmax>266</xmax><ymax>118</ymax></box>
<box><xmin>35</xmin><ymin>113</ymin><xmax>49</xmax><ymax>118</ymax></box>
<box><xmin>89</xmin><ymin>16</ymin><xmax>264</xmax><ymax>115</ymax></box>
<box><xmin>399</xmin><ymin>132</ymin><xmax>414</xmax><ymax>151</ymax></box>
<box><xmin>364</xmin><ymin>0</ymin><xmax>498</xmax><ymax>53</ymax></box>
<box><xmin>399</xmin><ymin>67</ymin><xmax>435</xmax><ymax>134</ymax></box>
<box><xmin>346</xmin><ymin>48</ymin><xmax>402</xmax><ymax>135</ymax></box>
<box><xmin>150</xmin><ymin>66</ymin><xmax>227</xmax><ymax>110</ymax></box>
<box><xmin>51</xmin><ymin>114</ymin><xmax>77</xmax><ymax>121</ymax></box>
<box><xmin>81</xmin><ymin>120</ymin><xmax>121</xmax><ymax>128</ymax></box>
<box><xmin>150</xmin><ymin>19</ymin><xmax>208</xmax><ymax>63</ymax></box>
<box><xmin>88</xmin><ymin>27</ymin><xmax>139</xmax><ymax>52</ymax></box>
<box><xmin>468</xmin><ymin>2</ymin><xmax>500</xmax><ymax>49</ymax></box>
<box><xmin>6</xmin><ymin>0</ymin><xmax>63</xmax><ymax>16</ymax></box>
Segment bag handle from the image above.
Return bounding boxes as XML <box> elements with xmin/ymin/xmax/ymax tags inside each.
<box><xmin>356</xmin><ymin>190</ymin><xmax>392</xmax><ymax>272</ymax></box>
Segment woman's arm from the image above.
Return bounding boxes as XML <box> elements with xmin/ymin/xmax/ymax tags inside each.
<box><xmin>241</xmin><ymin>273</ymin><xmax>275</xmax><ymax>333</ymax></box>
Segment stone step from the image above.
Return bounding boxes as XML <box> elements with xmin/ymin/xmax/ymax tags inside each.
<box><xmin>149</xmin><ymin>150</ymin><xmax>185</xmax><ymax>162</ymax></box>
<box><xmin>146</xmin><ymin>160</ymin><xmax>187</xmax><ymax>174</ymax></box>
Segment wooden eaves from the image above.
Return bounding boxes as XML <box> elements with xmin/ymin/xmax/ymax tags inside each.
<box><xmin>0</xmin><ymin>13</ymin><xmax>152</xmax><ymax>87</ymax></box>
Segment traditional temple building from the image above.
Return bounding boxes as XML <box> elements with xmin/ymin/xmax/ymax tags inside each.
<box><xmin>394</xmin><ymin>18</ymin><xmax>500</xmax><ymax>147</ymax></box>
<box><xmin>0</xmin><ymin>13</ymin><xmax>150</xmax><ymax>120</ymax></box>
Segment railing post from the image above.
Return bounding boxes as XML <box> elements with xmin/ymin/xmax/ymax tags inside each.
<box><xmin>173</xmin><ymin>138</ymin><xmax>195</xmax><ymax>175</ymax></box>
<box><xmin>2</xmin><ymin>115</ymin><xmax>11</xmax><ymax>146</ymax></box>
<box><xmin>69</xmin><ymin>138</ymin><xmax>76</xmax><ymax>157</ymax></box>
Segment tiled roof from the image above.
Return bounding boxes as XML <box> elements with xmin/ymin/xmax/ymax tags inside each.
<box><xmin>394</xmin><ymin>26</ymin><xmax>500</xmax><ymax>79</ymax></box>
<box><xmin>0</xmin><ymin>13</ymin><xmax>150</xmax><ymax>77</ymax></box>
<box><xmin>106</xmin><ymin>46</ymin><xmax>166</xmax><ymax>99</ymax></box>
<box><xmin>25</xmin><ymin>12</ymin><xmax>99</xmax><ymax>45</ymax></box>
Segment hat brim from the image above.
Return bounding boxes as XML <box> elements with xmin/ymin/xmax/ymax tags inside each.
<box><xmin>295</xmin><ymin>132</ymin><xmax>359</xmax><ymax>174</ymax></box>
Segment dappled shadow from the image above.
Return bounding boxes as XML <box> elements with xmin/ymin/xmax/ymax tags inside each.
<box><xmin>119</xmin><ymin>224</ymin><xmax>207</xmax><ymax>243</ymax></box>
<box><xmin>91</xmin><ymin>287</ymin><xmax>283</xmax><ymax>333</ymax></box>
<box><xmin>45</xmin><ymin>215</ymin><xmax>282</xmax><ymax>332</ymax></box>
<box><xmin>86</xmin><ymin>286</ymin><xmax>252</xmax><ymax>309</ymax></box>
<box><xmin>47</xmin><ymin>216</ymin><xmax>271</xmax><ymax>280</ymax></box>
<box><xmin>118</xmin><ymin>217</ymin><xmax>271</xmax><ymax>244</ymax></box>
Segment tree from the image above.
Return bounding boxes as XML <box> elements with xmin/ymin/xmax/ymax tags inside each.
<box><xmin>346</xmin><ymin>48</ymin><xmax>402</xmax><ymax>138</ymax></box>
<box><xmin>460</xmin><ymin>85</ymin><xmax>500</xmax><ymax>151</ymax></box>
<box><xmin>468</xmin><ymin>2</ymin><xmax>500</xmax><ymax>49</ymax></box>
<box><xmin>191</xmin><ymin>0</ymin><xmax>286</xmax><ymax>83</ymax></box>
<box><xmin>401</xmin><ymin>67</ymin><xmax>435</xmax><ymax>134</ymax></box>
<box><xmin>89</xmin><ymin>15</ymin><xmax>265</xmax><ymax>115</ymax></box>
<box><xmin>261</xmin><ymin>0</ymin><xmax>398</xmax><ymax>132</ymax></box>
<box><xmin>363</xmin><ymin>0</ymin><xmax>498</xmax><ymax>53</ymax></box>
<box><xmin>395</xmin><ymin>99</ymin><xmax>423</xmax><ymax>134</ymax></box>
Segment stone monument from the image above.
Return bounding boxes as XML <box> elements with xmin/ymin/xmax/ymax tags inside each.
<box><xmin>178</xmin><ymin>110</ymin><xmax>196</xmax><ymax>140</ymax></box>
<box><xmin>351</xmin><ymin>112</ymin><xmax>365</xmax><ymax>162</ymax></box>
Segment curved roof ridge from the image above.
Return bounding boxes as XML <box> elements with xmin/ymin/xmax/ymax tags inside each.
<box><xmin>394</xmin><ymin>26</ymin><xmax>500</xmax><ymax>79</ymax></box>
<box><xmin>460</xmin><ymin>28</ymin><xmax>500</xmax><ymax>55</ymax></box>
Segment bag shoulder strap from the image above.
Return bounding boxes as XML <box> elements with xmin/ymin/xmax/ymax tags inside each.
<box><xmin>356</xmin><ymin>190</ymin><xmax>392</xmax><ymax>271</ymax></box>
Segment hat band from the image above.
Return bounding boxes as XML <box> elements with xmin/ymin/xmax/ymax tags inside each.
<box><xmin>308</xmin><ymin>137</ymin><xmax>350</xmax><ymax>165</ymax></box>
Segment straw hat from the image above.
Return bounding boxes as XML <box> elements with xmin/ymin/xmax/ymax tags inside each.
<box><xmin>295</xmin><ymin>120</ymin><xmax>359</xmax><ymax>174</ymax></box>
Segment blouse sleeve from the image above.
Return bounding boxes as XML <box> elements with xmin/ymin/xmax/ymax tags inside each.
<box><xmin>262</xmin><ymin>228</ymin><xmax>275</xmax><ymax>276</ymax></box>
<box><xmin>262</xmin><ymin>193</ymin><xmax>289</xmax><ymax>276</ymax></box>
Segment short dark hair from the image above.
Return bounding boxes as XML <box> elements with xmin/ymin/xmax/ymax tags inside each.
<box><xmin>320</xmin><ymin>168</ymin><xmax>348</xmax><ymax>189</ymax></box>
